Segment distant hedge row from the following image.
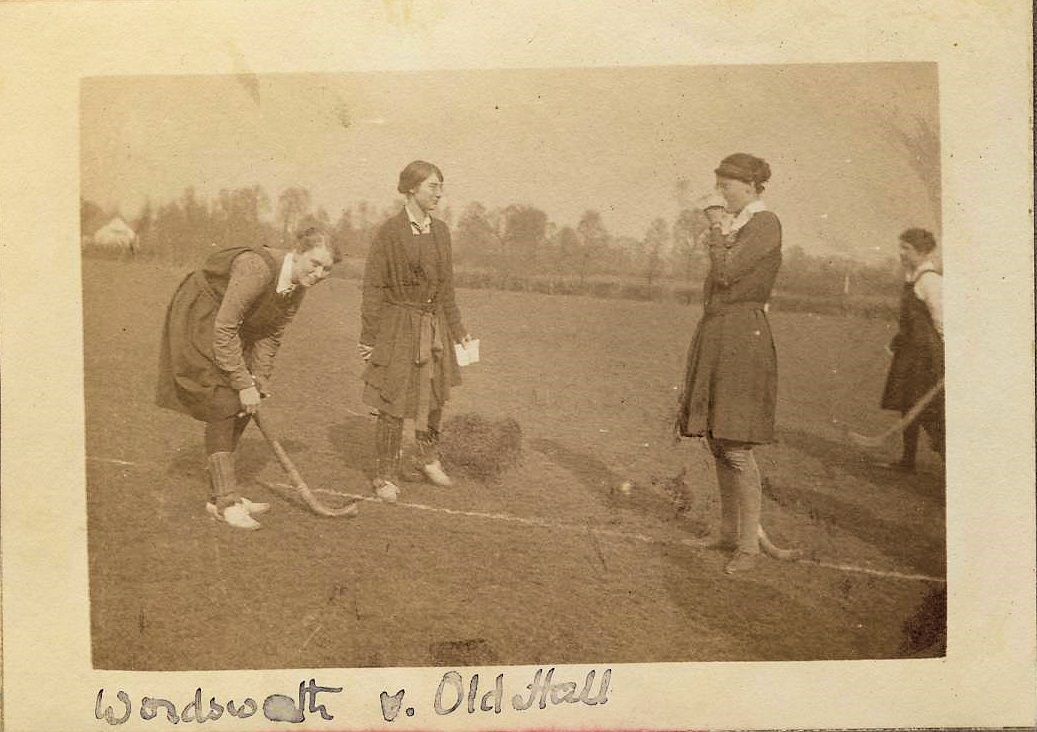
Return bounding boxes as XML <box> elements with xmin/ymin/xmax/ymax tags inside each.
<box><xmin>444</xmin><ymin>269</ymin><xmax>897</xmax><ymax>320</ymax></box>
<box><xmin>84</xmin><ymin>248</ymin><xmax>897</xmax><ymax>321</ymax></box>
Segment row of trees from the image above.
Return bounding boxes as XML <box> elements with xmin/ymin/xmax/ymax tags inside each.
<box><xmin>82</xmin><ymin>185</ymin><xmax>901</xmax><ymax>299</ymax></box>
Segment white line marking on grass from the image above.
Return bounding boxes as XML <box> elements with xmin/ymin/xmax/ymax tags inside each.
<box><xmin>87</xmin><ymin>455</ymin><xmax>947</xmax><ymax>585</ymax></box>
<box><xmin>793</xmin><ymin>560</ymin><xmax>944</xmax><ymax>584</ymax></box>
<box><xmin>300</xmin><ymin>622</ymin><xmax>323</xmax><ymax>652</ymax></box>
<box><xmin>87</xmin><ymin>456</ymin><xmax>139</xmax><ymax>467</ymax></box>
<box><xmin>302</xmin><ymin>486</ymin><xmax>946</xmax><ymax>585</ymax></box>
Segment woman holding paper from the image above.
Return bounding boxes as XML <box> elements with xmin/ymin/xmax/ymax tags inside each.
<box><xmin>358</xmin><ymin>160</ymin><xmax>472</xmax><ymax>502</ymax></box>
<box><xmin>675</xmin><ymin>153</ymin><xmax>801</xmax><ymax>574</ymax></box>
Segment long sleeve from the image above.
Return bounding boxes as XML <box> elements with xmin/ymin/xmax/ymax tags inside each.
<box><xmin>249</xmin><ymin>296</ymin><xmax>301</xmax><ymax>393</ymax></box>
<box><xmin>914</xmin><ymin>271</ymin><xmax>943</xmax><ymax>338</ymax></box>
<box><xmin>436</xmin><ymin>224</ymin><xmax>466</xmax><ymax>340</ymax></box>
<box><xmin>708</xmin><ymin>212</ymin><xmax>781</xmax><ymax>288</ymax></box>
<box><xmin>212</xmin><ymin>252</ymin><xmax>273</xmax><ymax>390</ymax></box>
<box><xmin>360</xmin><ymin>229</ymin><xmax>389</xmax><ymax>346</ymax></box>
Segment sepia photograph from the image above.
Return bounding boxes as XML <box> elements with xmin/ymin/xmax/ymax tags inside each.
<box><xmin>81</xmin><ymin>64</ymin><xmax>947</xmax><ymax>670</ymax></box>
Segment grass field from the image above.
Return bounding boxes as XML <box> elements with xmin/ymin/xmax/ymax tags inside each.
<box><xmin>83</xmin><ymin>257</ymin><xmax>945</xmax><ymax>671</ymax></box>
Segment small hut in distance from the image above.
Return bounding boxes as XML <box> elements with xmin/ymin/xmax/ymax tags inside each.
<box><xmin>87</xmin><ymin>216</ymin><xmax>138</xmax><ymax>255</ymax></box>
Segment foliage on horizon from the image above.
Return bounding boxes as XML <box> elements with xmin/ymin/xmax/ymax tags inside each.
<box><xmin>81</xmin><ymin>185</ymin><xmax>901</xmax><ymax>300</ymax></box>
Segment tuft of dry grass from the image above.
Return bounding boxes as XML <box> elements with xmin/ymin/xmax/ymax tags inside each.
<box><xmin>898</xmin><ymin>586</ymin><xmax>947</xmax><ymax>656</ymax></box>
<box><xmin>439</xmin><ymin>413</ymin><xmax>523</xmax><ymax>483</ymax></box>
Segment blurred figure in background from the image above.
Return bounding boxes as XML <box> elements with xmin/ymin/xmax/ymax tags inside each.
<box><xmin>880</xmin><ymin>227</ymin><xmax>945</xmax><ymax>471</ymax></box>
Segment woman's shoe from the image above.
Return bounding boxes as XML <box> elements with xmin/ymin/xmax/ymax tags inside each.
<box><xmin>421</xmin><ymin>459</ymin><xmax>454</xmax><ymax>487</ymax></box>
<box><xmin>373</xmin><ymin>478</ymin><xmax>400</xmax><ymax>503</ymax></box>
<box><xmin>876</xmin><ymin>459</ymin><xmax>916</xmax><ymax>473</ymax></box>
<box><xmin>724</xmin><ymin>551</ymin><xmax>758</xmax><ymax>574</ymax></box>
<box><xmin>239</xmin><ymin>497</ymin><xmax>270</xmax><ymax>515</ymax></box>
<box><xmin>696</xmin><ymin>536</ymin><xmax>737</xmax><ymax>552</ymax></box>
<box><xmin>206</xmin><ymin>501</ymin><xmax>261</xmax><ymax>530</ymax></box>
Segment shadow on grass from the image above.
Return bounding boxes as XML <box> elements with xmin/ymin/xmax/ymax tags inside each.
<box><xmin>657</xmin><ymin>542</ymin><xmax>853</xmax><ymax>660</ymax></box>
<box><xmin>528</xmin><ymin>437</ymin><xmax>711</xmax><ymax>536</ymax></box>
<box><xmin>778</xmin><ymin>426</ymin><xmax>945</xmax><ymax>499</ymax></box>
<box><xmin>761</xmin><ymin>474</ymin><xmax>945</xmax><ymax>576</ymax></box>
<box><xmin>767</xmin><ymin>427</ymin><xmax>945</xmax><ymax>576</ymax></box>
<box><xmin>166</xmin><ymin>431</ymin><xmax>309</xmax><ymax>485</ymax></box>
<box><xmin>327</xmin><ymin>414</ymin><xmax>377</xmax><ymax>477</ymax></box>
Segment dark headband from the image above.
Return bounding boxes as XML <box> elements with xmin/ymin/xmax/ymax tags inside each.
<box><xmin>714</xmin><ymin>161</ymin><xmax>757</xmax><ymax>184</ymax></box>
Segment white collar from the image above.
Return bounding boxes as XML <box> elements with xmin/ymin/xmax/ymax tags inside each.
<box><xmin>276</xmin><ymin>252</ymin><xmax>295</xmax><ymax>294</ymax></box>
<box><xmin>405</xmin><ymin>201</ymin><xmax>432</xmax><ymax>233</ymax></box>
<box><xmin>907</xmin><ymin>258</ymin><xmax>938</xmax><ymax>283</ymax></box>
<box><xmin>727</xmin><ymin>199</ymin><xmax>768</xmax><ymax>235</ymax></box>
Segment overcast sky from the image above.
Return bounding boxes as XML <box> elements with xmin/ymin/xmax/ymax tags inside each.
<box><xmin>81</xmin><ymin>63</ymin><xmax>938</xmax><ymax>262</ymax></box>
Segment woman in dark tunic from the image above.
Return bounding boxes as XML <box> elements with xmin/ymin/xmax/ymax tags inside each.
<box><xmin>156</xmin><ymin>227</ymin><xmax>338</xmax><ymax>529</ymax></box>
<box><xmin>675</xmin><ymin>153</ymin><xmax>800</xmax><ymax>574</ymax></box>
<box><xmin>880</xmin><ymin>228</ymin><xmax>944</xmax><ymax>470</ymax></box>
<box><xmin>358</xmin><ymin>161</ymin><xmax>470</xmax><ymax>502</ymax></box>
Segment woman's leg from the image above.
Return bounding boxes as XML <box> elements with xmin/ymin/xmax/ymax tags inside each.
<box><xmin>716</xmin><ymin>440</ymin><xmax>762</xmax><ymax>555</ymax></box>
<box><xmin>922</xmin><ymin>402</ymin><xmax>945</xmax><ymax>459</ymax></box>
<box><xmin>415</xmin><ymin>407</ymin><xmax>441</xmax><ymax>462</ymax></box>
<box><xmin>707</xmin><ymin>437</ymin><xmax>739</xmax><ymax>549</ymax></box>
<box><xmin>710</xmin><ymin>439</ymin><xmax>763</xmax><ymax>573</ymax></box>
<box><xmin>900</xmin><ymin>412</ymin><xmax>921</xmax><ymax>468</ymax></box>
<box><xmin>416</xmin><ymin>407</ymin><xmax>453</xmax><ymax>486</ymax></box>
<box><xmin>373</xmin><ymin>411</ymin><xmax>404</xmax><ymax>500</ymax></box>
<box><xmin>204</xmin><ymin>387</ymin><xmax>244</xmax><ymax>510</ymax></box>
<box><xmin>231</xmin><ymin>413</ymin><xmax>252</xmax><ymax>450</ymax></box>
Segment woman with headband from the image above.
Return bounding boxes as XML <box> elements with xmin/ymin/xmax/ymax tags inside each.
<box><xmin>675</xmin><ymin>153</ymin><xmax>801</xmax><ymax>573</ymax></box>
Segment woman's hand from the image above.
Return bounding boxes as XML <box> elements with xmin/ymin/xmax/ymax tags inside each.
<box><xmin>704</xmin><ymin>207</ymin><xmax>725</xmax><ymax>226</ymax></box>
<box><xmin>239</xmin><ymin>385</ymin><xmax>262</xmax><ymax>415</ymax></box>
<box><xmin>358</xmin><ymin>343</ymin><xmax>374</xmax><ymax>362</ymax></box>
<box><xmin>460</xmin><ymin>334</ymin><xmax>473</xmax><ymax>347</ymax></box>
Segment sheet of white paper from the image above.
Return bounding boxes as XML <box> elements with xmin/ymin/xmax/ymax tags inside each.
<box><xmin>454</xmin><ymin>339</ymin><xmax>480</xmax><ymax>366</ymax></box>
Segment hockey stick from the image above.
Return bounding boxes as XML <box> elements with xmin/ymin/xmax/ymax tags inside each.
<box><xmin>847</xmin><ymin>377</ymin><xmax>945</xmax><ymax>449</ymax></box>
<box><xmin>253</xmin><ymin>411</ymin><xmax>359</xmax><ymax>517</ymax></box>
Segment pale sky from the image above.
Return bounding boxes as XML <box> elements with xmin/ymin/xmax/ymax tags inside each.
<box><xmin>81</xmin><ymin>63</ymin><xmax>938</xmax><ymax>262</ymax></box>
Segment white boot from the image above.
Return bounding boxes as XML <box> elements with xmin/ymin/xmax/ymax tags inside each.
<box><xmin>422</xmin><ymin>459</ymin><xmax>454</xmax><ymax>487</ymax></box>
<box><xmin>206</xmin><ymin>451</ymin><xmax>262</xmax><ymax>530</ymax></box>
<box><xmin>373</xmin><ymin>477</ymin><xmax>400</xmax><ymax>503</ymax></box>
<box><xmin>239</xmin><ymin>497</ymin><xmax>271</xmax><ymax>515</ymax></box>
<box><xmin>206</xmin><ymin>500</ymin><xmax>261</xmax><ymax>530</ymax></box>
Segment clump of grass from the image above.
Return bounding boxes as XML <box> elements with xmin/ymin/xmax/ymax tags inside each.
<box><xmin>899</xmin><ymin>586</ymin><xmax>947</xmax><ymax>657</ymax></box>
<box><xmin>439</xmin><ymin>413</ymin><xmax>522</xmax><ymax>483</ymax></box>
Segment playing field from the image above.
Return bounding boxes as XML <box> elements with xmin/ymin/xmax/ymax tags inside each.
<box><xmin>83</xmin><ymin>257</ymin><xmax>945</xmax><ymax>670</ymax></box>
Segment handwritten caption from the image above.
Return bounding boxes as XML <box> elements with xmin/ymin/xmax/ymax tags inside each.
<box><xmin>95</xmin><ymin>667</ymin><xmax>611</xmax><ymax>725</ymax></box>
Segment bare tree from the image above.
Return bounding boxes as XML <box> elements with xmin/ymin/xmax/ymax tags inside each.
<box><xmin>501</xmin><ymin>204</ymin><xmax>548</xmax><ymax>275</ymax></box>
<box><xmin>671</xmin><ymin>207</ymin><xmax>707</xmax><ymax>296</ymax></box>
<box><xmin>277</xmin><ymin>187</ymin><xmax>312</xmax><ymax>242</ymax></box>
<box><xmin>884</xmin><ymin>112</ymin><xmax>941</xmax><ymax>234</ymax></box>
<box><xmin>641</xmin><ymin>217</ymin><xmax>669</xmax><ymax>287</ymax></box>
<box><xmin>575</xmin><ymin>210</ymin><xmax>609</xmax><ymax>285</ymax></box>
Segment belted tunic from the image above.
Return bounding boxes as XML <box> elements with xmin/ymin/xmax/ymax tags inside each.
<box><xmin>676</xmin><ymin>208</ymin><xmax>782</xmax><ymax>444</ymax></box>
<box><xmin>360</xmin><ymin>209</ymin><xmax>465</xmax><ymax>430</ymax></box>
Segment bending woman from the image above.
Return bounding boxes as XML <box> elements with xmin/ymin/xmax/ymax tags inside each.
<box><xmin>358</xmin><ymin>160</ymin><xmax>471</xmax><ymax>502</ymax></box>
<box><xmin>156</xmin><ymin>227</ymin><xmax>338</xmax><ymax>529</ymax></box>
<box><xmin>675</xmin><ymin>153</ymin><xmax>800</xmax><ymax>573</ymax></box>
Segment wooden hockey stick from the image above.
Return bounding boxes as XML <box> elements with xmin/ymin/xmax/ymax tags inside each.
<box><xmin>253</xmin><ymin>411</ymin><xmax>359</xmax><ymax>517</ymax></box>
<box><xmin>848</xmin><ymin>377</ymin><xmax>945</xmax><ymax>449</ymax></box>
